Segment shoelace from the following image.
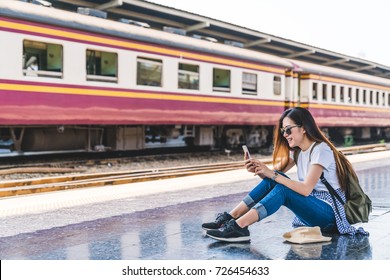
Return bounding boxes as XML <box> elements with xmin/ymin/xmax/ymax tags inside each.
<box><xmin>219</xmin><ymin>220</ymin><xmax>235</xmax><ymax>232</ymax></box>
<box><xmin>215</xmin><ymin>212</ymin><xmax>228</xmax><ymax>224</ymax></box>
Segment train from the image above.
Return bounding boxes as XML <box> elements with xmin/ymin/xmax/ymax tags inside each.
<box><xmin>0</xmin><ymin>0</ymin><xmax>389</xmax><ymax>154</ymax></box>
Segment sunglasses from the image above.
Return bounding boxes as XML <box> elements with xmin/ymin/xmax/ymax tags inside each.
<box><xmin>280</xmin><ymin>125</ymin><xmax>302</xmax><ymax>135</ymax></box>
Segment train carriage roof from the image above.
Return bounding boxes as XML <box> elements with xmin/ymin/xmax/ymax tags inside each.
<box><xmin>290</xmin><ymin>59</ymin><xmax>390</xmax><ymax>87</ymax></box>
<box><xmin>1</xmin><ymin>0</ymin><xmax>291</xmax><ymax>69</ymax></box>
<box><xmin>42</xmin><ymin>0</ymin><xmax>390</xmax><ymax>80</ymax></box>
<box><xmin>3</xmin><ymin>0</ymin><xmax>390</xmax><ymax>81</ymax></box>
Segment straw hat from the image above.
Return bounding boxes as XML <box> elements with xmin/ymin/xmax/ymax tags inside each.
<box><xmin>283</xmin><ymin>226</ymin><xmax>332</xmax><ymax>244</ymax></box>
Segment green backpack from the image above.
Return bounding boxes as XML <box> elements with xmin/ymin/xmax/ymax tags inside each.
<box><xmin>293</xmin><ymin>143</ymin><xmax>372</xmax><ymax>224</ymax></box>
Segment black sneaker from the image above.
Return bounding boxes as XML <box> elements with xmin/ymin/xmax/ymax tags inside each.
<box><xmin>206</xmin><ymin>219</ymin><xmax>250</xmax><ymax>242</ymax></box>
<box><xmin>202</xmin><ymin>212</ymin><xmax>233</xmax><ymax>230</ymax></box>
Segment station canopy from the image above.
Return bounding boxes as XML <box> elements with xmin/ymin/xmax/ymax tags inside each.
<box><xmin>47</xmin><ymin>0</ymin><xmax>390</xmax><ymax>79</ymax></box>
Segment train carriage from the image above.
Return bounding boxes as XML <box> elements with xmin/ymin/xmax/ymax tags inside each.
<box><xmin>0</xmin><ymin>0</ymin><xmax>389</xmax><ymax>154</ymax></box>
<box><xmin>293</xmin><ymin>60</ymin><xmax>390</xmax><ymax>142</ymax></box>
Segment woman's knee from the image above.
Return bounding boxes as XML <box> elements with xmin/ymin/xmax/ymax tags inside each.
<box><xmin>254</xmin><ymin>177</ymin><xmax>273</xmax><ymax>188</ymax></box>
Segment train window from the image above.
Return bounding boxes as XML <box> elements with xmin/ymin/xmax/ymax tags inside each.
<box><xmin>273</xmin><ymin>76</ymin><xmax>281</xmax><ymax>95</ymax></box>
<box><xmin>348</xmin><ymin>88</ymin><xmax>352</xmax><ymax>103</ymax></box>
<box><xmin>382</xmin><ymin>92</ymin><xmax>386</xmax><ymax>106</ymax></box>
<box><xmin>322</xmin><ymin>84</ymin><xmax>327</xmax><ymax>101</ymax></box>
<box><xmin>363</xmin><ymin>90</ymin><xmax>367</xmax><ymax>104</ymax></box>
<box><xmin>376</xmin><ymin>91</ymin><xmax>380</xmax><ymax>105</ymax></box>
<box><xmin>242</xmin><ymin>72</ymin><xmax>257</xmax><ymax>95</ymax></box>
<box><xmin>213</xmin><ymin>68</ymin><xmax>230</xmax><ymax>92</ymax></box>
<box><xmin>331</xmin><ymin>85</ymin><xmax>336</xmax><ymax>102</ymax></box>
<box><xmin>312</xmin><ymin>83</ymin><xmax>318</xmax><ymax>100</ymax></box>
<box><xmin>340</xmin><ymin>86</ymin><xmax>344</xmax><ymax>102</ymax></box>
<box><xmin>137</xmin><ymin>57</ymin><xmax>163</xmax><ymax>87</ymax></box>
<box><xmin>370</xmin><ymin>91</ymin><xmax>373</xmax><ymax>104</ymax></box>
<box><xmin>86</xmin><ymin>50</ymin><xmax>117</xmax><ymax>82</ymax></box>
<box><xmin>356</xmin><ymin>89</ymin><xmax>360</xmax><ymax>104</ymax></box>
<box><xmin>178</xmin><ymin>63</ymin><xmax>199</xmax><ymax>90</ymax></box>
<box><xmin>23</xmin><ymin>40</ymin><xmax>63</xmax><ymax>78</ymax></box>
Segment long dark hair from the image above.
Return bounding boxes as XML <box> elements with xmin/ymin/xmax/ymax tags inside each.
<box><xmin>273</xmin><ymin>107</ymin><xmax>356</xmax><ymax>191</ymax></box>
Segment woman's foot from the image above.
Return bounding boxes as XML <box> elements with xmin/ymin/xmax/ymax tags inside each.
<box><xmin>202</xmin><ymin>212</ymin><xmax>233</xmax><ymax>230</ymax></box>
<box><xmin>206</xmin><ymin>219</ymin><xmax>250</xmax><ymax>242</ymax></box>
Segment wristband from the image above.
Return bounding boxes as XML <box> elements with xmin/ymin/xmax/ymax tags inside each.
<box><xmin>271</xmin><ymin>171</ymin><xmax>279</xmax><ymax>181</ymax></box>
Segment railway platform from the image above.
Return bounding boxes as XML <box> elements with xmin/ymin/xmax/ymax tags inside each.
<box><xmin>0</xmin><ymin>151</ymin><xmax>390</xmax><ymax>260</ymax></box>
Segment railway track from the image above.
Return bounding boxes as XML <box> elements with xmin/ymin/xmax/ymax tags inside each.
<box><xmin>0</xmin><ymin>143</ymin><xmax>388</xmax><ymax>198</ymax></box>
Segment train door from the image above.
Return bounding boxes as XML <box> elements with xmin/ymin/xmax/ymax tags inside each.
<box><xmin>284</xmin><ymin>70</ymin><xmax>292</xmax><ymax>104</ymax></box>
<box><xmin>284</xmin><ymin>70</ymin><xmax>298</xmax><ymax>109</ymax></box>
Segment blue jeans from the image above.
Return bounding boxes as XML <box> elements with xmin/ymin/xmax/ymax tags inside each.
<box><xmin>242</xmin><ymin>173</ymin><xmax>336</xmax><ymax>232</ymax></box>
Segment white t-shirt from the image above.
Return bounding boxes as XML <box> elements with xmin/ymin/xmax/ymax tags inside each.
<box><xmin>295</xmin><ymin>142</ymin><xmax>340</xmax><ymax>192</ymax></box>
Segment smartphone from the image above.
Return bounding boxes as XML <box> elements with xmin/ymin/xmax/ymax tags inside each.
<box><xmin>242</xmin><ymin>145</ymin><xmax>251</xmax><ymax>159</ymax></box>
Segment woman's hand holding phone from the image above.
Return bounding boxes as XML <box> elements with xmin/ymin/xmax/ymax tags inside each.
<box><xmin>242</xmin><ymin>145</ymin><xmax>251</xmax><ymax>160</ymax></box>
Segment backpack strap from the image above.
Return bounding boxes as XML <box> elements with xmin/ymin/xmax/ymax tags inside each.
<box><xmin>311</xmin><ymin>145</ymin><xmax>346</xmax><ymax>222</ymax></box>
<box><xmin>320</xmin><ymin>173</ymin><xmax>344</xmax><ymax>222</ymax></box>
<box><xmin>295</xmin><ymin>142</ymin><xmax>345</xmax><ymax>220</ymax></box>
<box><xmin>320</xmin><ymin>174</ymin><xmax>344</xmax><ymax>205</ymax></box>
